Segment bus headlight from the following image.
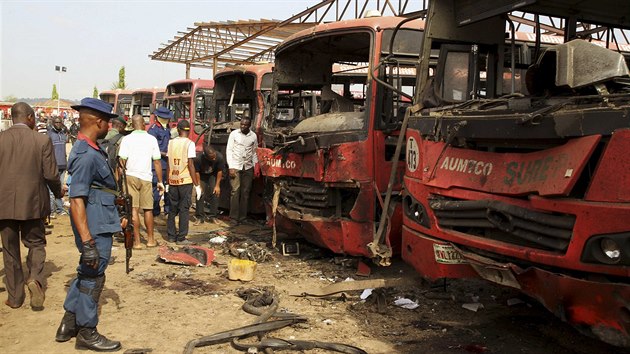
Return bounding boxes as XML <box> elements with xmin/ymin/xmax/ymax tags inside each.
<box><xmin>601</xmin><ymin>238</ymin><xmax>621</xmax><ymax>262</ymax></box>
<box><xmin>402</xmin><ymin>193</ymin><xmax>429</xmax><ymax>228</ymax></box>
<box><xmin>582</xmin><ymin>233</ymin><xmax>629</xmax><ymax>266</ymax></box>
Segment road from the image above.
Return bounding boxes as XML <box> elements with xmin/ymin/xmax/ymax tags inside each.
<box><xmin>0</xmin><ymin>214</ymin><xmax>623</xmax><ymax>353</ymax></box>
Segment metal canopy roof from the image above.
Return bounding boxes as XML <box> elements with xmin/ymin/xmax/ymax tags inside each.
<box><xmin>150</xmin><ymin>20</ymin><xmax>313</xmax><ymax>70</ymax></box>
<box><xmin>149</xmin><ymin>0</ymin><xmax>428</xmax><ymax>76</ymax></box>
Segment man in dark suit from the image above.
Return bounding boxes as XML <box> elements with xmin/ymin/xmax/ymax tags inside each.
<box><xmin>0</xmin><ymin>102</ymin><xmax>63</xmax><ymax>310</ymax></box>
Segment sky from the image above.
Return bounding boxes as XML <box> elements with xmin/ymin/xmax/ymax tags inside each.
<box><xmin>0</xmin><ymin>0</ymin><xmax>317</xmax><ymax>101</ymax></box>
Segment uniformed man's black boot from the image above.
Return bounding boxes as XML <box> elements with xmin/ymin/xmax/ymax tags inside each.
<box><xmin>55</xmin><ymin>311</ymin><xmax>77</xmax><ymax>342</ymax></box>
<box><xmin>75</xmin><ymin>327</ymin><xmax>121</xmax><ymax>352</ymax></box>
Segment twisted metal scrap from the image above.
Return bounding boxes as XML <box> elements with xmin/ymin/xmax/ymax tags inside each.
<box><xmin>183</xmin><ymin>287</ymin><xmax>367</xmax><ymax>354</ymax></box>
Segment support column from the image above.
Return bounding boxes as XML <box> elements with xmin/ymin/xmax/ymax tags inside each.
<box><xmin>185</xmin><ymin>63</ymin><xmax>190</xmax><ymax>79</ymax></box>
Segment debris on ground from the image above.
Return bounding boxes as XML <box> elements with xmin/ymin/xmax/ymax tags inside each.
<box><xmin>507</xmin><ymin>298</ymin><xmax>525</xmax><ymax>306</ymax></box>
<box><xmin>393</xmin><ymin>297</ymin><xmax>420</xmax><ymax>310</ymax></box>
<box><xmin>208</xmin><ymin>236</ymin><xmax>227</xmax><ymax>244</ymax></box>
<box><xmin>462</xmin><ymin>303</ymin><xmax>484</xmax><ymax>312</ymax></box>
<box><xmin>226</xmin><ymin>242</ymin><xmax>274</xmax><ymax>263</ymax></box>
<box><xmin>228</xmin><ymin>259</ymin><xmax>257</xmax><ymax>281</ymax></box>
<box><xmin>123</xmin><ymin>348</ymin><xmax>153</xmax><ymax>354</ymax></box>
<box><xmin>291</xmin><ymin>277</ymin><xmax>414</xmax><ymax>297</ymax></box>
<box><xmin>360</xmin><ymin>289</ymin><xmax>373</xmax><ymax>300</ymax></box>
<box><xmin>158</xmin><ymin>245</ymin><xmax>215</xmax><ymax>266</ymax></box>
<box><xmin>184</xmin><ymin>287</ymin><xmax>367</xmax><ymax>354</ymax></box>
<box><xmin>356</xmin><ymin>260</ymin><xmax>371</xmax><ymax>277</ymax></box>
<box><xmin>141</xmin><ymin>275</ymin><xmax>225</xmax><ymax>296</ymax></box>
<box><xmin>281</xmin><ymin>241</ymin><xmax>300</xmax><ymax>255</ymax></box>
<box><xmin>331</xmin><ymin>257</ymin><xmax>357</xmax><ymax>268</ymax></box>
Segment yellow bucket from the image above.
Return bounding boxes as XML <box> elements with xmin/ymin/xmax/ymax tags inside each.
<box><xmin>227</xmin><ymin>259</ymin><xmax>257</xmax><ymax>281</ymax></box>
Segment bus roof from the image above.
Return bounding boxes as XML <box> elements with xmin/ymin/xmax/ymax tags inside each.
<box><xmin>214</xmin><ymin>63</ymin><xmax>273</xmax><ymax>80</ymax></box>
<box><xmin>280</xmin><ymin>16</ymin><xmax>425</xmax><ymax>52</ymax></box>
<box><xmin>131</xmin><ymin>88</ymin><xmax>165</xmax><ymax>94</ymax></box>
<box><xmin>165</xmin><ymin>79</ymin><xmax>214</xmax><ymax>88</ymax></box>
<box><xmin>100</xmin><ymin>89</ymin><xmax>133</xmax><ymax>95</ymax></box>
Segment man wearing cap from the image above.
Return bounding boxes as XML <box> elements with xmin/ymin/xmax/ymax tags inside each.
<box><xmin>99</xmin><ymin>115</ymin><xmax>127</xmax><ymax>173</ymax></box>
<box><xmin>48</xmin><ymin>116</ymin><xmax>69</xmax><ymax>216</ymax></box>
<box><xmin>148</xmin><ymin>107</ymin><xmax>172</xmax><ymax>218</ymax></box>
<box><xmin>55</xmin><ymin>97</ymin><xmax>123</xmax><ymax>351</ymax></box>
<box><xmin>0</xmin><ymin>102</ymin><xmax>62</xmax><ymax>310</ymax></box>
<box><xmin>104</xmin><ymin>115</ymin><xmax>127</xmax><ymax>141</ymax></box>
<box><xmin>167</xmin><ymin>120</ymin><xmax>200</xmax><ymax>245</ymax></box>
<box><xmin>118</xmin><ymin>115</ymin><xmax>164</xmax><ymax>249</ymax></box>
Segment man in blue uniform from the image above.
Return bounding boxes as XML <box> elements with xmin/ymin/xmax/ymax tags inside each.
<box><xmin>147</xmin><ymin>107</ymin><xmax>172</xmax><ymax>218</ymax></box>
<box><xmin>55</xmin><ymin>98</ymin><xmax>123</xmax><ymax>352</ymax></box>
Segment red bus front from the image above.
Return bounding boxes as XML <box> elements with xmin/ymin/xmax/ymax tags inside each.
<box><xmin>164</xmin><ymin>79</ymin><xmax>214</xmax><ymax>151</ymax></box>
<box><xmin>401</xmin><ymin>1</ymin><xmax>630</xmax><ymax>347</ymax></box>
<box><xmin>258</xmin><ymin>16</ymin><xmax>424</xmax><ymax>261</ymax></box>
<box><xmin>130</xmin><ymin>88</ymin><xmax>165</xmax><ymax>128</ymax></box>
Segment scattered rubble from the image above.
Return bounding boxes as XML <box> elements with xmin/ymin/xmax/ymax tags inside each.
<box><xmin>157</xmin><ymin>245</ymin><xmax>215</xmax><ymax>266</ymax></box>
<box><xmin>393</xmin><ymin>297</ymin><xmax>420</xmax><ymax>310</ymax></box>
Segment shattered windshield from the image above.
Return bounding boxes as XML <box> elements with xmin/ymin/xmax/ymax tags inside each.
<box><xmin>167</xmin><ymin>99</ymin><xmax>190</xmax><ymax>120</ymax></box>
<box><xmin>270</xmin><ymin>31</ymin><xmax>372</xmax><ymax>132</ymax></box>
<box><xmin>213</xmin><ymin>73</ymin><xmax>256</xmax><ymax>124</ymax></box>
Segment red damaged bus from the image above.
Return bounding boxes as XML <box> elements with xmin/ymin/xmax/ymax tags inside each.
<box><xmin>99</xmin><ymin>89</ymin><xmax>132</xmax><ymax>118</ymax></box>
<box><xmin>400</xmin><ymin>0</ymin><xmax>630</xmax><ymax>347</ymax></box>
<box><xmin>207</xmin><ymin>63</ymin><xmax>274</xmax><ymax>214</ymax></box>
<box><xmin>258</xmin><ymin>16</ymin><xmax>424</xmax><ymax>262</ymax></box>
<box><xmin>130</xmin><ymin>88</ymin><xmax>165</xmax><ymax>127</ymax></box>
<box><xmin>164</xmin><ymin>79</ymin><xmax>214</xmax><ymax>150</ymax></box>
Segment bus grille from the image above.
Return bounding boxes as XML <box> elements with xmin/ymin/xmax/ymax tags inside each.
<box><xmin>429</xmin><ymin>198</ymin><xmax>575</xmax><ymax>252</ymax></box>
<box><xmin>277</xmin><ymin>178</ymin><xmax>359</xmax><ymax>218</ymax></box>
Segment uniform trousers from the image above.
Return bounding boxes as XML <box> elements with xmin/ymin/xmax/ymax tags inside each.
<box><xmin>63</xmin><ymin>232</ymin><xmax>112</xmax><ymax>328</ymax></box>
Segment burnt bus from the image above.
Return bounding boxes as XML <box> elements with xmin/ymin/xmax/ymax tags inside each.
<box><xmin>401</xmin><ymin>0</ymin><xmax>630</xmax><ymax>347</ymax></box>
<box><xmin>258</xmin><ymin>16</ymin><xmax>424</xmax><ymax>262</ymax></box>
<box><xmin>207</xmin><ymin>63</ymin><xmax>274</xmax><ymax>214</ymax></box>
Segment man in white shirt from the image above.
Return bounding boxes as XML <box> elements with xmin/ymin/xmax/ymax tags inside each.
<box><xmin>118</xmin><ymin>115</ymin><xmax>164</xmax><ymax>249</ymax></box>
<box><xmin>226</xmin><ymin>118</ymin><xmax>258</xmax><ymax>224</ymax></box>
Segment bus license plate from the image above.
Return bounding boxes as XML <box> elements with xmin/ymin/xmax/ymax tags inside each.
<box><xmin>433</xmin><ymin>243</ymin><xmax>467</xmax><ymax>264</ymax></box>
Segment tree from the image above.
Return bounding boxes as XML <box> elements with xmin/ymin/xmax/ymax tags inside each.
<box><xmin>52</xmin><ymin>84</ymin><xmax>59</xmax><ymax>100</ymax></box>
<box><xmin>111</xmin><ymin>66</ymin><xmax>127</xmax><ymax>90</ymax></box>
<box><xmin>3</xmin><ymin>95</ymin><xmax>18</xmax><ymax>102</ymax></box>
<box><xmin>93</xmin><ymin>86</ymin><xmax>99</xmax><ymax>98</ymax></box>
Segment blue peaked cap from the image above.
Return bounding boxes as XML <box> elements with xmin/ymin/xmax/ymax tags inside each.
<box><xmin>154</xmin><ymin>107</ymin><xmax>174</xmax><ymax>119</ymax></box>
<box><xmin>71</xmin><ymin>97</ymin><xmax>117</xmax><ymax>118</ymax></box>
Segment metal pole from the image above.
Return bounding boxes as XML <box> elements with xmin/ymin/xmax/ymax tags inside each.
<box><xmin>57</xmin><ymin>69</ymin><xmax>61</xmax><ymax>116</ymax></box>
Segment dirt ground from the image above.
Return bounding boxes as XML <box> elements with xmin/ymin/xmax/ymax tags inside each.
<box><xmin>0</xmin><ymin>210</ymin><xmax>624</xmax><ymax>354</ymax></box>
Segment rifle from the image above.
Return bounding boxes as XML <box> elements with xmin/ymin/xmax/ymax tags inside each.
<box><xmin>115</xmin><ymin>159</ymin><xmax>134</xmax><ymax>274</ymax></box>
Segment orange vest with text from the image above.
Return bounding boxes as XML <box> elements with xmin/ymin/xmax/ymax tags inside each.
<box><xmin>167</xmin><ymin>137</ymin><xmax>193</xmax><ymax>185</ymax></box>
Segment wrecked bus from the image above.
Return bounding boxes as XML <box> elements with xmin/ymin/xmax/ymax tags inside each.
<box><xmin>164</xmin><ymin>79</ymin><xmax>214</xmax><ymax>150</ymax></box>
<box><xmin>130</xmin><ymin>88</ymin><xmax>165</xmax><ymax>127</ymax></box>
<box><xmin>99</xmin><ymin>89</ymin><xmax>132</xmax><ymax>118</ymax></box>
<box><xmin>207</xmin><ymin>63</ymin><xmax>274</xmax><ymax>214</ymax></box>
<box><xmin>400</xmin><ymin>0</ymin><xmax>630</xmax><ymax>347</ymax></box>
<box><xmin>258</xmin><ymin>16</ymin><xmax>424</xmax><ymax>261</ymax></box>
